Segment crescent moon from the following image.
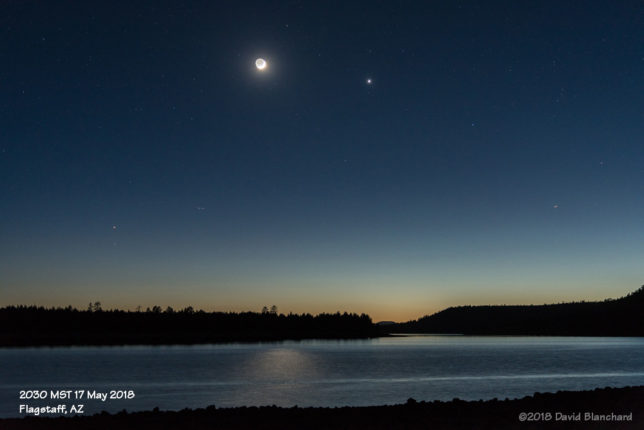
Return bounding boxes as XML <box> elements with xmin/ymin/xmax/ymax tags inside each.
<box><xmin>255</xmin><ymin>58</ymin><xmax>267</xmax><ymax>70</ymax></box>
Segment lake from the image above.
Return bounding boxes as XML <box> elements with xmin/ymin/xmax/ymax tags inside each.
<box><xmin>1</xmin><ymin>336</ymin><xmax>643</xmax><ymax>418</ymax></box>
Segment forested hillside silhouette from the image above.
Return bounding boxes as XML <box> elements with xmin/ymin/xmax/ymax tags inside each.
<box><xmin>392</xmin><ymin>285</ymin><xmax>644</xmax><ymax>336</ymax></box>
<box><xmin>0</xmin><ymin>305</ymin><xmax>376</xmax><ymax>347</ymax></box>
<box><xmin>4</xmin><ymin>285</ymin><xmax>643</xmax><ymax>346</ymax></box>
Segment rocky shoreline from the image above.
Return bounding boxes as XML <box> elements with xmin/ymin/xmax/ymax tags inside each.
<box><xmin>1</xmin><ymin>386</ymin><xmax>642</xmax><ymax>429</ymax></box>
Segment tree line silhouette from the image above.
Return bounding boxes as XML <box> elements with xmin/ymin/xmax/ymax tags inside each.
<box><xmin>0</xmin><ymin>305</ymin><xmax>377</xmax><ymax>347</ymax></box>
<box><xmin>3</xmin><ymin>285</ymin><xmax>643</xmax><ymax>346</ymax></box>
<box><xmin>391</xmin><ymin>285</ymin><xmax>644</xmax><ymax>336</ymax></box>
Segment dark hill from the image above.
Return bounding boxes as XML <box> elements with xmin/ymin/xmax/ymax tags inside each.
<box><xmin>391</xmin><ymin>285</ymin><xmax>644</xmax><ymax>336</ymax></box>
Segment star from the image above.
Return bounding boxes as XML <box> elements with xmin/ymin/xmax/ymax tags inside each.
<box><xmin>366</xmin><ymin>78</ymin><xmax>372</xmax><ymax>85</ymax></box>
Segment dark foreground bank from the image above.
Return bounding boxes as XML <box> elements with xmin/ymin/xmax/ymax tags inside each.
<box><xmin>2</xmin><ymin>386</ymin><xmax>642</xmax><ymax>430</ymax></box>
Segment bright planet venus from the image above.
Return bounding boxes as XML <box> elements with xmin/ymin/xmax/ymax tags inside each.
<box><xmin>255</xmin><ymin>58</ymin><xmax>267</xmax><ymax>70</ymax></box>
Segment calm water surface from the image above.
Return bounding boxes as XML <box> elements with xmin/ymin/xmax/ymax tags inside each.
<box><xmin>1</xmin><ymin>336</ymin><xmax>643</xmax><ymax>417</ymax></box>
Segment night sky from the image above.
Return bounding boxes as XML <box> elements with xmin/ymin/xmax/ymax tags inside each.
<box><xmin>2</xmin><ymin>1</ymin><xmax>643</xmax><ymax>321</ymax></box>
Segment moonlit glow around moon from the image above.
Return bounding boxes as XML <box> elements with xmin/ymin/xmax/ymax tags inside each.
<box><xmin>255</xmin><ymin>58</ymin><xmax>267</xmax><ymax>70</ymax></box>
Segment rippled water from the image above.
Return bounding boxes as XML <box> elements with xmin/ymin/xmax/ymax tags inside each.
<box><xmin>1</xmin><ymin>336</ymin><xmax>643</xmax><ymax>417</ymax></box>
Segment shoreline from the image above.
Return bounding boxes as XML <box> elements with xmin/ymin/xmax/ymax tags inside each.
<box><xmin>4</xmin><ymin>333</ymin><xmax>644</xmax><ymax>349</ymax></box>
<box><xmin>2</xmin><ymin>386</ymin><xmax>642</xmax><ymax>429</ymax></box>
<box><xmin>0</xmin><ymin>333</ymin><xmax>382</xmax><ymax>348</ymax></box>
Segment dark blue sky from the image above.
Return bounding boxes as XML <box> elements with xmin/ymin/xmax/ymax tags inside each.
<box><xmin>2</xmin><ymin>1</ymin><xmax>643</xmax><ymax>320</ymax></box>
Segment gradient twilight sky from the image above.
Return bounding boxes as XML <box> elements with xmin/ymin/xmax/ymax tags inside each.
<box><xmin>1</xmin><ymin>1</ymin><xmax>643</xmax><ymax>321</ymax></box>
